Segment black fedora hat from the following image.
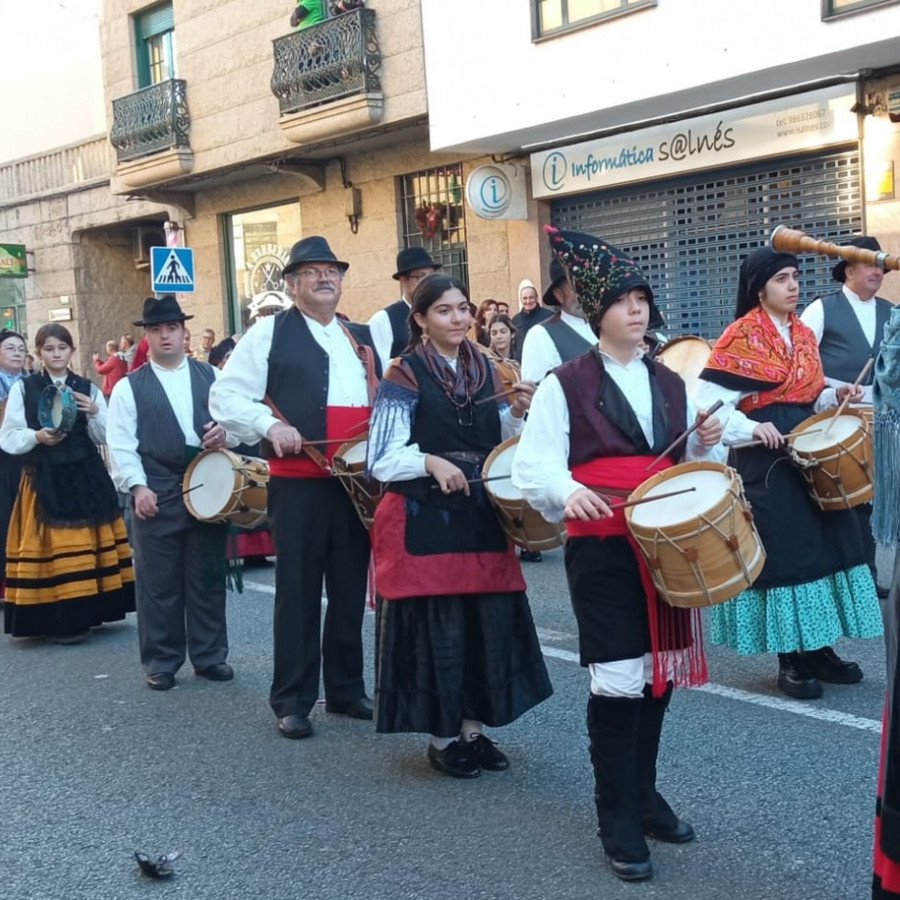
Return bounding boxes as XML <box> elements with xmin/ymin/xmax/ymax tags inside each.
<box><xmin>282</xmin><ymin>236</ymin><xmax>349</xmax><ymax>278</ymax></box>
<box><xmin>393</xmin><ymin>246</ymin><xmax>441</xmax><ymax>280</ymax></box>
<box><xmin>133</xmin><ymin>294</ymin><xmax>193</xmax><ymax>327</ymax></box>
<box><xmin>542</xmin><ymin>258</ymin><xmax>568</xmax><ymax>306</ymax></box>
<box><xmin>832</xmin><ymin>235</ymin><xmax>884</xmax><ymax>282</ymax></box>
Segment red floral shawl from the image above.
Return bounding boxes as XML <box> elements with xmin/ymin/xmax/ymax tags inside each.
<box><xmin>702</xmin><ymin>306</ymin><xmax>824</xmax><ymax>413</ymax></box>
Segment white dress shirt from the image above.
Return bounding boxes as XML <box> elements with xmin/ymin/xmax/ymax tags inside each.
<box><xmin>367</xmin><ymin>298</ymin><xmax>409</xmax><ymax>373</ymax></box>
<box><xmin>209</xmin><ymin>310</ymin><xmax>370</xmax><ymax>446</ymax></box>
<box><xmin>512</xmin><ymin>349</ymin><xmax>722</xmax><ymax>524</ymax></box>
<box><xmin>519</xmin><ymin>310</ymin><xmax>597</xmax><ymax>383</ymax></box>
<box><xmin>368</xmin><ymin>358</ymin><xmax>525</xmax><ymax>482</ymax></box>
<box><xmin>800</xmin><ymin>286</ymin><xmax>878</xmax><ymax>403</ymax></box>
<box><xmin>693</xmin><ymin>310</ymin><xmax>839</xmax><ymax>446</ymax></box>
<box><xmin>107</xmin><ymin>358</ymin><xmax>231</xmax><ymax>493</ymax></box>
<box><xmin>0</xmin><ymin>376</ymin><xmax>106</xmax><ymax>455</ymax></box>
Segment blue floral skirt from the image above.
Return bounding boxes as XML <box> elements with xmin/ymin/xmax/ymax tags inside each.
<box><xmin>710</xmin><ymin>563</ymin><xmax>883</xmax><ymax>654</ymax></box>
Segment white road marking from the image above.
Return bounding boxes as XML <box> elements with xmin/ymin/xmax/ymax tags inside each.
<box><xmin>243</xmin><ymin>581</ymin><xmax>882</xmax><ymax>734</ymax></box>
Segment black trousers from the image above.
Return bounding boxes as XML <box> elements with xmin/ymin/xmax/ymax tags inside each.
<box><xmin>268</xmin><ymin>476</ymin><xmax>370</xmax><ymax>718</ymax></box>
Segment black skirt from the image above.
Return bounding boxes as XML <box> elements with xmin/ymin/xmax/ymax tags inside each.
<box><xmin>374</xmin><ymin>591</ymin><xmax>553</xmax><ymax>737</ymax></box>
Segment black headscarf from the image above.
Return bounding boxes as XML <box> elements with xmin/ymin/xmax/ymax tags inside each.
<box><xmin>734</xmin><ymin>247</ymin><xmax>799</xmax><ymax>320</ymax></box>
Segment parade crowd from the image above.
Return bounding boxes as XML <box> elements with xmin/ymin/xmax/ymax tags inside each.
<box><xmin>1</xmin><ymin>227</ymin><xmax>898</xmax><ymax>892</ymax></box>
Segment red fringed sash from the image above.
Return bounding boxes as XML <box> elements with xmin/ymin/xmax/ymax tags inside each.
<box><xmin>568</xmin><ymin>455</ymin><xmax>708</xmax><ymax>696</ymax></box>
<box><xmin>703</xmin><ymin>306</ymin><xmax>825</xmax><ymax>413</ymax></box>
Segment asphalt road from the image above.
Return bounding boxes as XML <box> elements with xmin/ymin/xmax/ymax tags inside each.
<box><xmin>0</xmin><ymin>550</ymin><xmax>888</xmax><ymax>900</ymax></box>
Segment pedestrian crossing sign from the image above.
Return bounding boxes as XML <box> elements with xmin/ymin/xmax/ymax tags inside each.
<box><xmin>151</xmin><ymin>246</ymin><xmax>195</xmax><ymax>293</ymax></box>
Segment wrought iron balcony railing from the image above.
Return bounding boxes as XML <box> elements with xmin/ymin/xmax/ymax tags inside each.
<box><xmin>110</xmin><ymin>79</ymin><xmax>191</xmax><ymax>163</ymax></box>
<box><xmin>271</xmin><ymin>8</ymin><xmax>382</xmax><ymax>116</ymax></box>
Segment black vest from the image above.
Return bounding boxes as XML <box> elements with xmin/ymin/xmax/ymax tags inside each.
<box><xmin>392</xmin><ymin>351</ymin><xmax>505</xmax><ymax>555</ymax></box>
<box><xmin>817</xmin><ymin>289</ymin><xmax>891</xmax><ymax>385</ymax></box>
<box><xmin>22</xmin><ymin>371</ymin><xmax>119</xmax><ymax>526</ymax></box>
<box><xmin>556</xmin><ymin>349</ymin><xmax>688</xmax><ymax>464</ymax></box>
<box><xmin>385</xmin><ymin>299</ymin><xmax>411</xmax><ymax>358</ymax></box>
<box><xmin>263</xmin><ymin>308</ymin><xmax>378</xmax><ymax>446</ymax></box>
<box><xmin>541</xmin><ymin>314</ymin><xmax>594</xmax><ymax>363</ymax></box>
<box><xmin>130</xmin><ymin>358</ymin><xmax>216</xmax><ymax>493</ymax></box>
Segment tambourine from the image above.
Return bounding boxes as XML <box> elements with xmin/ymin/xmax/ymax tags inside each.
<box><xmin>37</xmin><ymin>383</ymin><xmax>78</xmax><ymax>433</ymax></box>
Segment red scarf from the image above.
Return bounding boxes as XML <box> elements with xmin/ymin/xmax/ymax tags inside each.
<box><xmin>704</xmin><ymin>306</ymin><xmax>824</xmax><ymax>412</ymax></box>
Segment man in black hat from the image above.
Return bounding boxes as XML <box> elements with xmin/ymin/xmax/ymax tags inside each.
<box><xmin>367</xmin><ymin>246</ymin><xmax>440</xmax><ymax>371</ymax></box>
<box><xmin>801</xmin><ymin>234</ymin><xmax>893</xmax><ymax>601</ymax></box>
<box><xmin>210</xmin><ymin>235</ymin><xmax>380</xmax><ymax>740</ymax></box>
<box><xmin>513</xmin><ymin>227</ymin><xmax>722</xmax><ymax>883</ymax></box>
<box><xmin>107</xmin><ymin>295</ymin><xmax>236</xmax><ymax>692</ymax></box>
<box><xmin>519</xmin><ymin>256</ymin><xmax>597</xmax><ymax>383</ymax></box>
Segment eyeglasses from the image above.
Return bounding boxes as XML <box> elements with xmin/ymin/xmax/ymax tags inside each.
<box><xmin>295</xmin><ymin>266</ymin><xmax>343</xmax><ymax>281</ymax></box>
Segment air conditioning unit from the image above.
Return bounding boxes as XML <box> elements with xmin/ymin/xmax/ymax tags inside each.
<box><xmin>132</xmin><ymin>226</ymin><xmax>166</xmax><ymax>268</ymax></box>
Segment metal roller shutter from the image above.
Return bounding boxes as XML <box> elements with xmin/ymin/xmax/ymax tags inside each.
<box><xmin>550</xmin><ymin>148</ymin><xmax>862</xmax><ymax>340</ymax></box>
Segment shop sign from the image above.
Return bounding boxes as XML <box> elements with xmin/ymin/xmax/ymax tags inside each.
<box><xmin>0</xmin><ymin>244</ymin><xmax>27</xmax><ymax>278</ymax></box>
<box><xmin>531</xmin><ymin>85</ymin><xmax>859</xmax><ymax>198</ymax></box>
<box><xmin>465</xmin><ymin>164</ymin><xmax>528</xmax><ymax>219</ymax></box>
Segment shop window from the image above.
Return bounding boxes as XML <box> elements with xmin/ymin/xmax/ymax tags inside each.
<box><xmin>398</xmin><ymin>164</ymin><xmax>468</xmax><ymax>286</ymax></box>
<box><xmin>134</xmin><ymin>3</ymin><xmax>176</xmax><ymax>87</ymax></box>
<box><xmin>534</xmin><ymin>0</ymin><xmax>654</xmax><ymax>38</ymax></box>
<box><xmin>823</xmin><ymin>0</ymin><xmax>900</xmax><ymax>16</ymax></box>
<box><xmin>223</xmin><ymin>202</ymin><xmax>302</xmax><ymax>333</ymax></box>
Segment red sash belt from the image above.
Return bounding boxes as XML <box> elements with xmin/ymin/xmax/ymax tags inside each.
<box><xmin>268</xmin><ymin>406</ymin><xmax>370</xmax><ymax>479</ymax></box>
<box><xmin>567</xmin><ymin>454</ymin><xmax>707</xmax><ymax>695</ymax></box>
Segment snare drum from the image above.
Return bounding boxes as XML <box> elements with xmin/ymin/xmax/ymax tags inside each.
<box><xmin>481</xmin><ymin>436</ymin><xmax>566</xmax><ymax>552</ymax></box>
<box><xmin>655</xmin><ymin>336</ymin><xmax>711</xmax><ymax>396</ymax></box>
<box><xmin>625</xmin><ymin>461</ymin><xmax>765</xmax><ymax>608</ymax></box>
<box><xmin>788</xmin><ymin>409</ymin><xmax>873</xmax><ymax>510</ymax></box>
<box><xmin>332</xmin><ymin>434</ymin><xmax>384</xmax><ymax>530</ymax></box>
<box><xmin>183</xmin><ymin>449</ymin><xmax>269</xmax><ymax>529</ymax></box>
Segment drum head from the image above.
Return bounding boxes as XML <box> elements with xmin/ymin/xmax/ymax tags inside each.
<box><xmin>792</xmin><ymin>415</ymin><xmax>859</xmax><ymax>450</ymax></box>
<box><xmin>338</xmin><ymin>439</ymin><xmax>367</xmax><ymax>466</ymax></box>
<box><xmin>656</xmin><ymin>337</ymin><xmax>711</xmax><ymax>395</ymax></box>
<box><xmin>186</xmin><ymin>452</ymin><xmax>236</xmax><ymax>518</ymax></box>
<box><xmin>482</xmin><ymin>442</ymin><xmax>521</xmax><ymax>500</ymax></box>
<box><xmin>630</xmin><ymin>468</ymin><xmax>731</xmax><ymax>528</ymax></box>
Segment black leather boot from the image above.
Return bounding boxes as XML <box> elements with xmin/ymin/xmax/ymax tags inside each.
<box><xmin>777</xmin><ymin>652</ymin><xmax>823</xmax><ymax>700</ymax></box>
<box><xmin>799</xmin><ymin>646</ymin><xmax>863</xmax><ymax>684</ymax></box>
<box><xmin>587</xmin><ymin>694</ymin><xmax>652</xmax><ymax>881</ymax></box>
<box><xmin>637</xmin><ymin>682</ymin><xmax>695</xmax><ymax>843</ymax></box>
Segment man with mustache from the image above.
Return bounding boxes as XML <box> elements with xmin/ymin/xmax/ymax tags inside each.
<box><xmin>210</xmin><ymin>236</ymin><xmax>380</xmax><ymax>740</ymax></box>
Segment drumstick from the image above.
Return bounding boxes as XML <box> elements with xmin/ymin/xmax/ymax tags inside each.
<box><xmin>826</xmin><ymin>357</ymin><xmax>874</xmax><ymax>433</ymax></box>
<box><xmin>644</xmin><ymin>399</ymin><xmax>724</xmax><ymax>470</ymax></box>
<box><xmin>158</xmin><ymin>484</ymin><xmax>204</xmax><ymax>506</ymax></box>
<box><xmin>430</xmin><ymin>474</ymin><xmax>512</xmax><ymax>489</ymax></box>
<box><xmin>474</xmin><ymin>386</ymin><xmax>519</xmax><ymax>406</ymax></box>
<box><xmin>606</xmin><ymin>486</ymin><xmax>696</xmax><ymax>511</ymax></box>
<box><xmin>729</xmin><ymin>427</ymin><xmax>824</xmax><ymax>451</ymax></box>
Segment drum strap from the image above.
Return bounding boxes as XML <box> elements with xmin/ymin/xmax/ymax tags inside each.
<box><xmin>339</xmin><ymin>322</ymin><xmax>379</xmax><ymax>405</ymax></box>
<box><xmin>263</xmin><ymin>394</ymin><xmax>331</xmax><ymax>472</ymax></box>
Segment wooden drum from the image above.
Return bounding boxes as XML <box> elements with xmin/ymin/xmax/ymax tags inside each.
<box><xmin>332</xmin><ymin>433</ymin><xmax>385</xmax><ymax>531</ymax></box>
<box><xmin>183</xmin><ymin>449</ymin><xmax>269</xmax><ymax>529</ymax></box>
<box><xmin>625</xmin><ymin>461</ymin><xmax>766</xmax><ymax>608</ymax></box>
<box><xmin>788</xmin><ymin>409</ymin><xmax>873</xmax><ymax>510</ymax></box>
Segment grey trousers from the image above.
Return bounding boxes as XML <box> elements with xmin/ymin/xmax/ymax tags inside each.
<box><xmin>131</xmin><ymin>502</ymin><xmax>229</xmax><ymax>675</ymax></box>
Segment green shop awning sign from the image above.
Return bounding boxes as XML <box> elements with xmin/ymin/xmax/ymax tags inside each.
<box><xmin>0</xmin><ymin>244</ymin><xmax>27</xmax><ymax>278</ymax></box>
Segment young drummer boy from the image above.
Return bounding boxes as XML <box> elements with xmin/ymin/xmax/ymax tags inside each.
<box><xmin>513</xmin><ymin>227</ymin><xmax>722</xmax><ymax>883</ymax></box>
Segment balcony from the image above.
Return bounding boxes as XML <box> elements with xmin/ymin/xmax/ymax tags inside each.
<box><xmin>110</xmin><ymin>79</ymin><xmax>194</xmax><ymax>189</ymax></box>
<box><xmin>270</xmin><ymin>8</ymin><xmax>384</xmax><ymax>144</ymax></box>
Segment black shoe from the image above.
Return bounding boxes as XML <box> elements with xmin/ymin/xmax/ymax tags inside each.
<box><xmin>427</xmin><ymin>740</ymin><xmax>481</xmax><ymax>779</ymax></box>
<box><xmin>465</xmin><ymin>734</ymin><xmax>510</xmax><ymax>771</ymax></box>
<box><xmin>277</xmin><ymin>714</ymin><xmax>313</xmax><ymax>739</ymax></box>
<box><xmin>644</xmin><ymin>818</ymin><xmax>695</xmax><ymax>843</ymax></box>
<box><xmin>325</xmin><ymin>696</ymin><xmax>374</xmax><ymax>720</ymax></box>
<box><xmin>878</xmin><ymin>586</ymin><xmax>890</xmax><ymax>601</ymax></box>
<box><xmin>608</xmin><ymin>857</ymin><xmax>653</xmax><ymax>882</ymax></box>
<box><xmin>147</xmin><ymin>672</ymin><xmax>176</xmax><ymax>691</ymax></box>
<box><xmin>776</xmin><ymin>653</ymin><xmax>822</xmax><ymax>700</ymax></box>
<box><xmin>194</xmin><ymin>663</ymin><xmax>234</xmax><ymax>682</ymax></box>
<box><xmin>519</xmin><ymin>548</ymin><xmax>543</xmax><ymax>563</ymax></box>
<box><xmin>801</xmin><ymin>646</ymin><xmax>863</xmax><ymax>684</ymax></box>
